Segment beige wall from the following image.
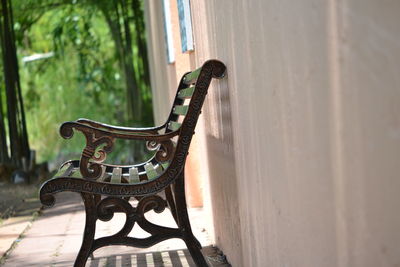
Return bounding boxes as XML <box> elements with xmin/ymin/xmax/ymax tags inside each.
<box><xmin>145</xmin><ymin>0</ymin><xmax>400</xmax><ymax>266</ymax></box>
<box><xmin>144</xmin><ymin>0</ymin><xmax>208</xmax><ymax>210</ymax></box>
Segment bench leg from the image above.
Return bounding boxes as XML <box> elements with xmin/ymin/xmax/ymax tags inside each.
<box><xmin>74</xmin><ymin>193</ymin><xmax>97</xmax><ymax>267</ymax></box>
<box><xmin>174</xmin><ymin>174</ymin><xmax>209</xmax><ymax>267</ymax></box>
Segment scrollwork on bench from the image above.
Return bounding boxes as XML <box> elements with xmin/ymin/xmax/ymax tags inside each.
<box><xmin>92</xmin><ymin>195</ymin><xmax>180</xmax><ymax>252</ymax></box>
<box><xmin>60</xmin><ymin>122</ymin><xmax>115</xmax><ymax>180</ymax></box>
<box><xmin>146</xmin><ymin>139</ymin><xmax>175</xmax><ymax>162</ymax></box>
<box><xmin>60</xmin><ymin>121</ymin><xmax>175</xmax><ymax>181</ymax></box>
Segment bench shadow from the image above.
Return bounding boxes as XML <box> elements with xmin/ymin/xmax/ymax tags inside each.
<box><xmin>63</xmin><ymin>246</ymin><xmax>229</xmax><ymax>267</ymax></box>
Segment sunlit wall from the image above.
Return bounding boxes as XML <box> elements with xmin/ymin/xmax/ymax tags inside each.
<box><xmin>145</xmin><ymin>0</ymin><xmax>400</xmax><ymax>266</ymax></box>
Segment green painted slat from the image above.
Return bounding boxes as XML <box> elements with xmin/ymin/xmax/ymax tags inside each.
<box><xmin>177</xmin><ymin>86</ymin><xmax>195</xmax><ymax>99</ymax></box>
<box><xmin>184</xmin><ymin>67</ymin><xmax>201</xmax><ymax>84</ymax></box>
<box><xmin>173</xmin><ymin>105</ymin><xmax>189</xmax><ymax>115</ymax></box>
<box><xmin>110</xmin><ymin>167</ymin><xmax>122</xmax><ymax>184</ymax></box>
<box><xmin>55</xmin><ymin>162</ymin><xmax>73</xmax><ymax>177</ymax></box>
<box><xmin>144</xmin><ymin>163</ymin><xmax>158</xmax><ymax>180</ymax></box>
<box><xmin>155</xmin><ymin>164</ymin><xmax>164</xmax><ymax>175</ymax></box>
<box><xmin>161</xmin><ymin>161</ymin><xmax>170</xmax><ymax>169</ymax></box>
<box><xmin>168</xmin><ymin>121</ymin><xmax>182</xmax><ymax>131</ymax></box>
<box><xmin>129</xmin><ymin>167</ymin><xmax>140</xmax><ymax>184</ymax></box>
<box><xmin>72</xmin><ymin>165</ymin><xmax>84</xmax><ymax>179</ymax></box>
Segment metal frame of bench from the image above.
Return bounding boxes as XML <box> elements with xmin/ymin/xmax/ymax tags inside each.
<box><xmin>40</xmin><ymin>59</ymin><xmax>226</xmax><ymax>267</ymax></box>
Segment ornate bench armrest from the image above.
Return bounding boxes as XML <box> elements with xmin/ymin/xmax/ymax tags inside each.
<box><xmin>76</xmin><ymin>118</ymin><xmax>166</xmax><ymax>134</ymax></box>
<box><xmin>60</xmin><ymin>121</ymin><xmax>179</xmax><ymax>180</ymax></box>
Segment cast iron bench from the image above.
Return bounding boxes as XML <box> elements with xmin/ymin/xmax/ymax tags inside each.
<box><xmin>40</xmin><ymin>60</ymin><xmax>226</xmax><ymax>267</ymax></box>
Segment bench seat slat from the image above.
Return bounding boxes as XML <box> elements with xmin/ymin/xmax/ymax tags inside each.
<box><xmin>173</xmin><ymin>105</ymin><xmax>189</xmax><ymax>116</ymax></box>
<box><xmin>144</xmin><ymin>163</ymin><xmax>158</xmax><ymax>180</ymax></box>
<box><xmin>129</xmin><ymin>167</ymin><xmax>140</xmax><ymax>184</ymax></box>
<box><xmin>177</xmin><ymin>86</ymin><xmax>195</xmax><ymax>99</ymax></box>
<box><xmin>110</xmin><ymin>167</ymin><xmax>122</xmax><ymax>184</ymax></box>
<box><xmin>161</xmin><ymin>161</ymin><xmax>170</xmax><ymax>169</ymax></box>
<box><xmin>155</xmin><ymin>164</ymin><xmax>164</xmax><ymax>175</ymax></box>
<box><xmin>168</xmin><ymin>121</ymin><xmax>182</xmax><ymax>131</ymax></box>
<box><xmin>56</xmin><ymin>162</ymin><xmax>75</xmax><ymax>177</ymax></box>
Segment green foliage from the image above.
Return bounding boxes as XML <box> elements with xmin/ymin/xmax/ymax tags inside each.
<box><xmin>9</xmin><ymin>0</ymin><xmax>153</xmax><ymax>163</ymax></box>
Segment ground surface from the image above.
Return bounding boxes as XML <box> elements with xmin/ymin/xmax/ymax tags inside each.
<box><xmin>0</xmin><ymin>183</ymin><xmax>40</xmax><ymax>221</ymax></box>
<box><xmin>0</xmin><ymin>183</ymin><xmax>42</xmax><ymax>263</ymax></box>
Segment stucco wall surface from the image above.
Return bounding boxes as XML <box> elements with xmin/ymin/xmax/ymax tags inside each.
<box><xmin>192</xmin><ymin>0</ymin><xmax>400</xmax><ymax>266</ymax></box>
<box><xmin>145</xmin><ymin>0</ymin><xmax>400</xmax><ymax>266</ymax></box>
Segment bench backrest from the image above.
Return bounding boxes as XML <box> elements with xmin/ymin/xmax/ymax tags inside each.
<box><xmin>162</xmin><ymin>60</ymin><xmax>226</xmax><ymax>169</ymax></box>
<box><xmin>166</xmin><ymin>60</ymin><xmax>226</xmax><ymax>134</ymax></box>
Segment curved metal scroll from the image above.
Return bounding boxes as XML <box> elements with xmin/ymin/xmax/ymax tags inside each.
<box><xmin>91</xmin><ymin>195</ymin><xmax>182</xmax><ymax>252</ymax></box>
<box><xmin>60</xmin><ymin>123</ymin><xmax>114</xmax><ymax>180</ymax></box>
<box><xmin>146</xmin><ymin>139</ymin><xmax>175</xmax><ymax>162</ymax></box>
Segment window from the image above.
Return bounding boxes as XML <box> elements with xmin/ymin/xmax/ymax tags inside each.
<box><xmin>177</xmin><ymin>0</ymin><xmax>194</xmax><ymax>52</ymax></box>
<box><xmin>162</xmin><ymin>0</ymin><xmax>175</xmax><ymax>63</ymax></box>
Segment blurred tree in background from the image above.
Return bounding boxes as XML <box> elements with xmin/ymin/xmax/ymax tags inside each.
<box><xmin>0</xmin><ymin>0</ymin><xmax>31</xmax><ymax>170</ymax></box>
<box><xmin>0</xmin><ymin>0</ymin><xmax>153</xmax><ymax>173</ymax></box>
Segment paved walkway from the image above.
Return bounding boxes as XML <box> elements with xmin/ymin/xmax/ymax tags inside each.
<box><xmin>0</xmin><ymin>192</ymin><xmax>229</xmax><ymax>266</ymax></box>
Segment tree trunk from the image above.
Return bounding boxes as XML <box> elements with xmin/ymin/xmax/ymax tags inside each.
<box><xmin>0</xmin><ymin>0</ymin><xmax>30</xmax><ymax>168</ymax></box>
<box><xmin>131</xmin><ymin>0</ymin><xmax>150</xmax><ymax>87</ymax></box>
<box><xmin>9</xmin><ymin>0</ymin><xmax>30</xmax><ymax>164</ymax></box>
<box><xmin>0</xmin><ymin>84</ymin><xmax>9</xmax><ymax>163</ymax></box>
<box><xmin>120</xmin><ymin>0</ymin><xmax>142</xmax><ymax>121</ymax></box>
<box><xmin>99</xmin><ymin>0</ymin><xmax>141</xmax><ymax>124</ymax></box>
<box><xmin>0</xmin><ymin>6</ymin><xmax>9</xmax><ymax>163</ymax></box>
